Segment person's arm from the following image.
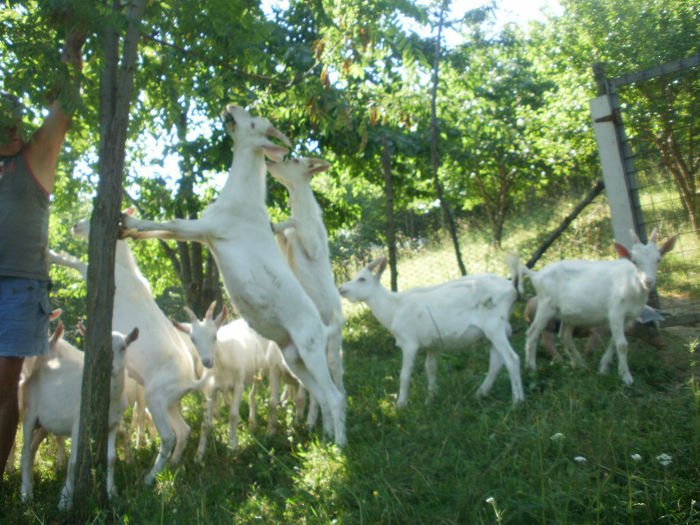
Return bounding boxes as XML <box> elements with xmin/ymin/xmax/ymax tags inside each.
<box><xmin>24</xmin><ymin>27</ymin><xmax>84</xmax><ymax>193</ymax></box>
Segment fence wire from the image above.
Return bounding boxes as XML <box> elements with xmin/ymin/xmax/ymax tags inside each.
<box><xmin>617</xmin><ymin>65</ymin><xmax>699</xmax><ymax>324</ymax></box>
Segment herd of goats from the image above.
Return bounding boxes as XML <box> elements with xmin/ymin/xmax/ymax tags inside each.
<box><xmin>13</xmin><ymin>105</ymin><xmax>677</xmax><ymax>509</ymax></box>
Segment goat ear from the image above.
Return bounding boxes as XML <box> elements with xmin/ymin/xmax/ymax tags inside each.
<box><xmin>375</xmin><ymin>257</ymin><xmax>388</xmax><ymax>278</ymax></box>
<box><xmin>124</xmin><ymin>207</ymin><xmax>135</xmax><ymax>216</ymax></box>
<box><xmin>659</xmin><ymin>234</ymin><xmax>677</xmax><ymax>256</ymax></box>
<box><xmin>366</xmin><ymin>258</ymin><xmax>382</xmax><ymax>273</ymax></box>
<box><xmin>126</xmin><ymin>327</ymin><xmax>139</xmax><ymax>346</ymax></box>
<box><xmin>49</xmin><ymin>308</ymin><xmax>62</xmax><ymax>321</ymax></box>
<box><xmin>77</xmin><ymin>320</ymin><xmax>86</xmax><ymax>337</ymax></box>
<box><xmin>614</xmin><ymin>243</ymin><xmax>631</xmax><ymax>259</ymax></box>
<box><xmin>173</xmin><ymin>321</ymin><xmax>191</xmax><ymax>334</ymax></box>
<box><xmin>184</xmin><ymin>306</ymin><xmax>199</xmax><ymax>323</ymax></box>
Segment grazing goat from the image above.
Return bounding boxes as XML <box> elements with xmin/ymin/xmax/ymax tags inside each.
<box><xmin>513</xmin><ymin>228</ymin><xmax>676</xmax><ymax>384</ymax></box>
<box><xmin>175</xmin><ymin>302</ymin><xmax>306</xmax><ymax>460</ymax></box>
<box><xmin>269</xmin><ymin>156</ymin><xmax>345</xmax><ymax>425</ymax></box>
<box><xmin>50</xmin><ymin>223</ymin><xmax>209</xmax><ymax>485</ymax></box>
<box><xmin>20</xmin><ymin>327</ymin><xmax>139</xmax><ymax>509</ymax></box>
<box><xmin>121</xmin><ymin>105</ymin><xmax>346</xmax><ymax>445</ymax></box>
<box><xmin>338</xmin><ymin>257</ymin><xmax>524</xmax><ymax>406</ymax></box>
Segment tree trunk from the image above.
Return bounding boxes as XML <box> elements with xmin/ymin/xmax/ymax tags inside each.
<box><xmin>72</xmin><ymin>0</ymin><xmax>145</xmax><ymax>517</ymax></box>
<box><xmin>430</xmin><ymin>0</ymin><xmax>467</xmax><ymax>276</ymax></box>
<box><xmin>382</xmin><ymin>137</ymin><xmax>398</xmax><ymax>291</ymax></box>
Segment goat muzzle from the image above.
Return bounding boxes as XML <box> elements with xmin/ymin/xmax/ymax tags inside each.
<box><xmin>267</xmin><ymin>126</ymin><xmax>291</xmax><ymax>147</ymax></box>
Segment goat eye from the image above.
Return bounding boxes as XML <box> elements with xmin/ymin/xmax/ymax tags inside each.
<box><xmin>358</xmin><ymin>277</ymin><xmax>365</xmax><ymax>283</ymax></box>
<box><xmin>251</xmin><ymin>122</ymin><xmax>255</xmax><ymax>129</ymax></box>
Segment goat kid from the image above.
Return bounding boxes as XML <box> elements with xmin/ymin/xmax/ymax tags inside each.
<box><xmin>8</xmin><ymin>316</ymin><xmax>77</xmax><ymax>474</ymax></box>
<box><xmin>338</xmin><ymin>257</ymin><xmax>524</xmax><ymax>406</ymax></box>
<box><xmin>121</xmin><ymin>105</ymin><xmax>346</xmax><ymax>446</ymax></box>
<box><xmin>175</xmin><ymin>302</ymin><xmax>307</xmax><ymax>460</ymax></box>
<box><xmin>513</xmin><ymin>228</ymin><xmax>676</xmax><ymax>384</ymax></box>
<box><xmin>20</xmin><ymin>328</ymin><xmax>139</xmax><ymax>509</ymax></box>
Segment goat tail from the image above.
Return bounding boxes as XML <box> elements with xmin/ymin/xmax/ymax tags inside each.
<box><xmin>505</xmin><ymin>253</ymin><xmax>527</xmax><ymax>297</ymax></box>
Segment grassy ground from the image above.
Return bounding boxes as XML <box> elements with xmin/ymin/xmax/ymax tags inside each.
<box><xmin>2</xmin><ymin>195</ymin><xmax>698</xmax><ymax>524</ymax></box>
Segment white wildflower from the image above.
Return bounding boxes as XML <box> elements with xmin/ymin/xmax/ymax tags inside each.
<box><xmin>656</xmin><ymin>453</ymin><xmax>672</xmax><ymax>466</ymax></box>
<box><xmin>574</xmin><ymin>456</ymin><xmax>587</xmax><ymax>463</ymax></box>
<box><xmin>485</xmin><ymin>496</ymin><xmax>495</xmax><ymax>505</ymax></box>
<box><xmin>550</xmin><ymin>432</ymin><xmax>565</xmax><ymax>441</ymax></box>
<box><xmin>630</xmin><ymin>454</ymin><xmax>642</xmax><ymax>462</ymax></box>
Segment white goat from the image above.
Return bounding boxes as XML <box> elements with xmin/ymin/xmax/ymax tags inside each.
<box><xmin>50</xmin><ymin>224</ymin><xmax>209</xmax><ymax>484</ymax></box>
<box><xmin>175</xmin><ymin>302</ymin><xmax>306</xmax><ymax>460</ymax></box>
<box><xmin>121</xmin><ymin>105</ymin><xmax>346</xmax><ymax>445</ymax></box>
<box><xmin>513</xmin><ymin>228</ymin><xmax>676</xmax><ymax>384</ymax></box>
<box><xmin>524</xmin><ymin>296</ymin><xmax>666</xmax><ymax>364</ymax></box>
<box><xmin>20</xmin><ymin>327</ymin><xmax>139</xmax><ymax>509</ymax></box>
<box><xmin>8</xmin><ymin>317</ymin><xmax>79</xmax><ymax>474</ymax></box>
<box><xmin>269</xmin><ymin>156</ymin><xmax>345</xmax><ymax>426</ymax></box>
<box><xmin>338</xmin><ymin>257</ymin><xmax>524</xmax><ymax>406</ymax></box>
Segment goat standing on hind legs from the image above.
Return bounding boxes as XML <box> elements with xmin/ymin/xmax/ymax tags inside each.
<box><xmin>512</xmin><ymin>228</ymin><xmax>677</xmax><ymax>384</ymax></box>
<box><xmin>121</xmin><ymin>105</ymin><xmax>346</xmax><ymax>446</ymax></box>
<box><xmin>269</xmin><ymin>156</ymin><xmax>346</xmax><ymax>428</ymax></box>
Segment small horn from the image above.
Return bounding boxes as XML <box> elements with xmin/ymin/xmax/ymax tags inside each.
<box><xmin>205</xmin><ymin>301</ymin><xmax>217</xmax><ymax>320</ymax></box>
<box><xmin>648</xmin><ymin>227</ymin><xmax>659</xmax><ymax>243</ymax></box>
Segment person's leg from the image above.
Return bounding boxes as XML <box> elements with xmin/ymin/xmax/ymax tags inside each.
<box><xmin>0</xmin><ymin>356</ymin><xmax>24</xmax><ymax>485</ymax></box>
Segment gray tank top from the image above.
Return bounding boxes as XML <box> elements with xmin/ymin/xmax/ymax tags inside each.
<box><xmin>0</xmin><ymin>151</ymin><xmax>50</xmax><ymax>280</ymax></box>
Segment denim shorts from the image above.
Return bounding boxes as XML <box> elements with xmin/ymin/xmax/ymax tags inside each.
<box><xmin>0</xmin><ymin>277</ymin><xmax>51</xmax><ymax>358</ymax></box>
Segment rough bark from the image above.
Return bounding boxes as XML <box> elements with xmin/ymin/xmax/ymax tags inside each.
<box><xmin>72</xmin><ymin>0</ymin><xmax>146</xmax><ymax>516</ymax></box>
<box><xmin>382</xmin><ymin>137</ymin><xmax>398</xmax><ymax>291</ymax></box>
<box><xmin>429</xmin><ymin>0</ymin><xmax>467</xmax><ymax>275</ymax></box>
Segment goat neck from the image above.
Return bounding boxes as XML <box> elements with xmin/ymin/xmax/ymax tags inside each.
<box><xmin>287</xmin><ymin>182</ymin><xmax>323</xmax><ymax>224</ymax></box>
<box><xmin>218</xmin><ymin>144</ymin><xmax>268</xmax><ymax>205</ymax></box>
<box><xmin>363</xmin><ymin>282</ymin><xmax>401</xmax><ymax>332</ymax></box>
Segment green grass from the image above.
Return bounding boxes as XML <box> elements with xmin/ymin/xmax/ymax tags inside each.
<box><xmin>3</xmin><ymin>194</ymin><xmax>699</xmax><ymax>524</ymax></box>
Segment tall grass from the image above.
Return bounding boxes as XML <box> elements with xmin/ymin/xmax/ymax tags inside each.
<box><xmin>2</xmin><ymin>195</ymin><xmax>698</xmax><ymax>524</ymax></box>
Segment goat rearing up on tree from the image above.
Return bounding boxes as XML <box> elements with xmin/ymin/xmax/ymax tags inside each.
<box><xmin>121</xmin><ymin>105</ymin><xmax>346</xmax><ymax>446</ymax></box>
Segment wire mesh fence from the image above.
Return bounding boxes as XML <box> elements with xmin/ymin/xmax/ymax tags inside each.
<box><xmin>617</xmin><ymin>63</ymin><xmax>699</xmax><ymax>324</ymax></box>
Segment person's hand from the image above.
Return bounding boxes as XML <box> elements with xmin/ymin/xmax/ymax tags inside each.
<box><xmin>53</xmin><ymin>8</ymin><xmax>87</xmax><ymax>67</ymax></box>
<box><xmin>61</xmin><ymin>23</ymin><xmax>86</xmax><ymax>67</ymax></box>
